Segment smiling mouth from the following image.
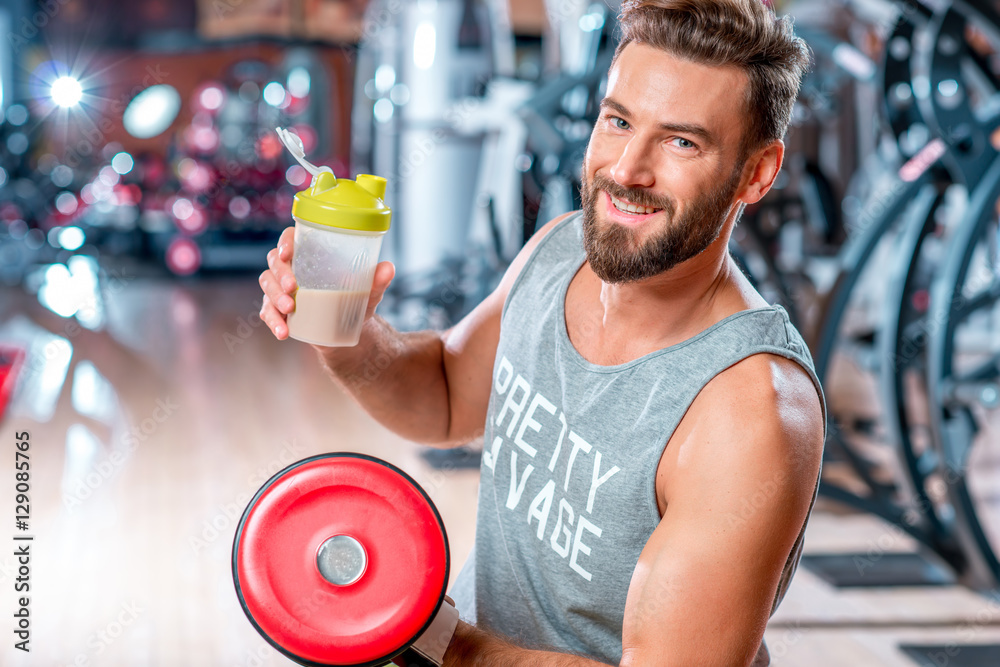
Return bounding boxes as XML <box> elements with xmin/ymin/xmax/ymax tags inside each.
<box><xmin>609</xmin><ymin>193</ymin><xmax>662</xmax><ymax>215</ymax></box>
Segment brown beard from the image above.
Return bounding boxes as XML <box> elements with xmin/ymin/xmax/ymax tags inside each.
<box><xmin>580</xmin><ymin>162</ymin><xmax>745</xmax><ymax>284</ymax></box>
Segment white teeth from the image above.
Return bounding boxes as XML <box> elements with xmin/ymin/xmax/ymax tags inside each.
<box><xmin>610</xmin><ymin>194</ymin><xmax>658</xmax><ymax>215</ymax></box>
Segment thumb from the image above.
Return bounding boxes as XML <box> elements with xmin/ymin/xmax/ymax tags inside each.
<box><xmin>366</xmin><ymin>261</ymin><xmax>395</xmax><ymax>319</ymax></box>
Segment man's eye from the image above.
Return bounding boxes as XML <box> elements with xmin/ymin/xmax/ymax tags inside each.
<box><xmin>613</xmin><ymin>117</ymin><xmax>629</xmax><ymax>130</ymax></box>
<box><xmin>673</xmin><ymin>137</ymin><xmax>696</xmax><ymax>149</ymax></box>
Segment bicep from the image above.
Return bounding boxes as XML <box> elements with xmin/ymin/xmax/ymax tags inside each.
<box><xmin>621</xmin><ymin>356</ymin><xmax>823</xmax><ymax>666</ymax></box>
<box><xmin>621</xmin><ymin>471</ymin><xmax>805</xmax><ymax>667</ymax></box>
<box><xmin>439</xmin><ymin>212</ymin><xmax>577</xmax><ymax>443</ymax></box>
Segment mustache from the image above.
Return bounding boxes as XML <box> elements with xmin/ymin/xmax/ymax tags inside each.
<box><xmin>589</xmin><ymin>172</ymin><xmax>675</xmax><ymax>212</ymax></box>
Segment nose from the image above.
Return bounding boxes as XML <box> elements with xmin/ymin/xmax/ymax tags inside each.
<box><xmin>610</xmin><ymin>137</ymin><xmax>655</xmax><ymax>190</ymax></box>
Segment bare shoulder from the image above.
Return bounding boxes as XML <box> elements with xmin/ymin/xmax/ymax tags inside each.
<box><xmin>715</xmin><ymin>353</ymin><xmax>823</xmax><ymax>435</ymax></box>
<box><xmin>660</xmin><ymin>352</ymin><xmax>824</xmax><ymax>506</ymax></box>
<box><xmin>707</xmin><ymin>353</ymin><xmax>823</xmax><ymax>464</ymax></box>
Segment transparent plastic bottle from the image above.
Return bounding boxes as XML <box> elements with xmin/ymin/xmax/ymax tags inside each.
<box><xmin>286</xmin><ymin>172</ymin><xmax>392</xmax><ymax>346</ymax></box>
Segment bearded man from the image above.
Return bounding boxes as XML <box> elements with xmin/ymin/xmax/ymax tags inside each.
<box><xmin>258</xmin><ymin>1</ymin><xmax>824</xmax><ymax>665</ymax></box>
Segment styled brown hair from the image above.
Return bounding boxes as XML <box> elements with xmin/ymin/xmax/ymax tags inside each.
<box><xmin>613</xmin><ymin>0</ymin><xmax>811</xmax><ymax>156</ymax></box>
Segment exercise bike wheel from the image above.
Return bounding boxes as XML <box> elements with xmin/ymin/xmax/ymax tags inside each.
<box><xmin>927</xmin><ymin>157</ymin><xmax>1000</xmax><ymax>590</ymax></box>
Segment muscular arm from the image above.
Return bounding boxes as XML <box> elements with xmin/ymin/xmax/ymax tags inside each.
<box><xmin>620</xmin><ymin>354</ymin><xmax>824</xmax><ymax>667</ymax></box>
<box><xmin>259</xmin><ymin>213</ymin><xmax>574</xmax><ymax>447</ymax></box>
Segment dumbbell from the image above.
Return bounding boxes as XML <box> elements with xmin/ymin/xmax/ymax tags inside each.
<box><xmin>232</xmin><ymin>453</ymin><xmax>459</xmax><ymax>666</ymax></box>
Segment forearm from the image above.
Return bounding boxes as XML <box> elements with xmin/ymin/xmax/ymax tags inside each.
<box><xmin>313</xmin><ymin>315</ymin><xmax>453</xmax><ymax>444</ymax></box>
<box><xmin>443</xmin><ymin>622</ymin><xmax>613</xmax><ymax>667</ymax></box>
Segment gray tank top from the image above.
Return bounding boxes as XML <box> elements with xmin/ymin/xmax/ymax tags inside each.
<box><xmin>449</xmin><ymin>212</ymin><xmax>826</xmax><ymax>663</ymax></box>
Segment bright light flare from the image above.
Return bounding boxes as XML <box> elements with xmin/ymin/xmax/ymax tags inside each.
<box><xmin>51</xmin><ymin>76</ymin><xmax>83</xmax><ymax>108</ymax></box>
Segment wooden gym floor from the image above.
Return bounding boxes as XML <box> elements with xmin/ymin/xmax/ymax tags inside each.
<box><xmin>0</xmin><ymin>270</ymin><xmax>998</xmax><ymax>666</ymax></box>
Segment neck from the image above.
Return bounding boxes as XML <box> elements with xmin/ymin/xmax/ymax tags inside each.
<box><xmin>586</xmin><ymin>223</ymin><xmax>752</xmax><ymax>350</ymax></box>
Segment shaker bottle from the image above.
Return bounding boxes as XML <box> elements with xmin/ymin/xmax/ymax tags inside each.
<box><xmin>285</xmin><ymin>171</ymin><xmax>391</xmax><ymax>347</ymax></box>
<box><xmin>276</xmin><ymin>127</ymin><xmax>391</xmax><ymax>346</ymax></box>
<box><xmin>288</xmin><ymin>171</ymin><xmax>392</xmax><ymax>347</ymax></box>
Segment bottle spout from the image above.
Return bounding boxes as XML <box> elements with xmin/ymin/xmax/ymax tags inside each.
<box><xmin>355</xmin><ymin>174</ymin><xmax>387</xmax><ymax>200</ymax></box>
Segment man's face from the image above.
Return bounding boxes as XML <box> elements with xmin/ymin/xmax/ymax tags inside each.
<box><xmin>581</xmin><ymin>43</ymin><xmax>750</xmax><ymax>284</ymax></box>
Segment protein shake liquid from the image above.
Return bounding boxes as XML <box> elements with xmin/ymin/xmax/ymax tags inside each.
<box><xmin>285</xmin><ymin>171</ymin><xmax>391</xmax><ymax>347</ymax></box>
<box><xmin>287</xmin><ymin>289</ymin><xmax>370</xmax><ymax>347</ymax></box>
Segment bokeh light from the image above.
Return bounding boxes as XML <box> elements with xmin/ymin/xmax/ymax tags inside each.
<box><xmin>111</xmin><ymin>152</ymin><xmax>134</xmax><ymax>175</ymax></box>
<box><xmin>166</xmin><ymin>238</ymin><xmax>201</xmax><ymax>276</ymax></box>
<box><xmin>263</xmin><ymin>82</ymin><xmax>286</xmax><ymax>107</ymax></box>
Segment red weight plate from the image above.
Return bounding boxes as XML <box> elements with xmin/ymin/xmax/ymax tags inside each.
<box><xmin>234</xmin><ymin>454</ymin><xmax>449</xmax><ymax>666</ymax></box>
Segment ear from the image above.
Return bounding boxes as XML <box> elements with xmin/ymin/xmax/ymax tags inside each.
<box><xmin>736</xmin><ymin>140</ymin><xmax>784</xmax><ymax>206</ymax></box>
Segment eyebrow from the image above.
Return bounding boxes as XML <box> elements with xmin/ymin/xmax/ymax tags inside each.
<box><xmin>599</xmin><ymin>98</ymin><xmax>717</xmax><ymax>147</ymax></box>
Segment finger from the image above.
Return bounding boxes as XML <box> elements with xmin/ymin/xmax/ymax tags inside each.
<box><xmin>366</xmin><ymin>261</ymin><xmax>395</xmax><ymax>318</ymax></box>
<box><xmin>369</xmin><ymin>261</ymin><xmax>395</xmax><ymax>303</ymax></box>
<box><xmin>269</xmin><ymin>242</ymin><xmax>297</xmax><ymax>293</ymax></box>
<box><xmin>259</xmin><ymin>270</ymin><xmax>296</xmax><ymax>315</ymax></box>
<box><xmin>277</xmin><ymin>266</ymin><xmax>297</xmax><ymax>294</ymax></box>
<box><xmin>278</xmin><ymin>226</ymin><xmax>295</xmax><ymax>262</ymax></box>
<box><xmin>372</xmin><ymin>260</ymin><xmax>395</xmax><ymax>291</ymax></box>
<box><xmin>259</xmin><ymin>295</ymin><xmax>289</xmax><ymax>339</ymax></box>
